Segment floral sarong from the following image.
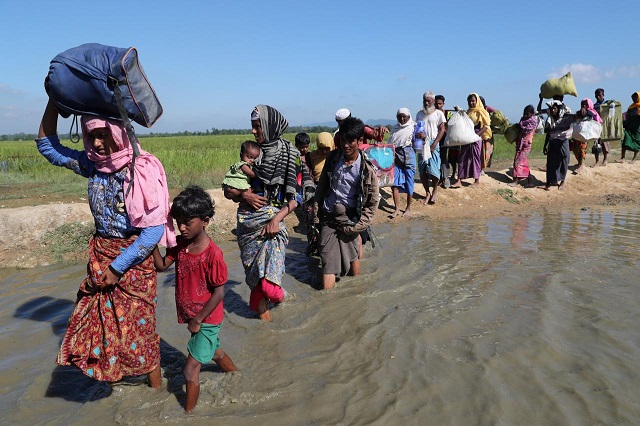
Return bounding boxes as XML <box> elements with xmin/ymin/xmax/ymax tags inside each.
<box><xmin>57</xmin><ymin>235</ymin><xmax>160</xmax><ymax>382</ymax></box>
<box><xmin>513</xmin><ymin>144</ymin><xmax>531</xmax><ymax>178</ymax></box>
<box><xmin>237</xmin><ymin>205</ymin><xmax>288</xmax><ymax>290</ymax></box>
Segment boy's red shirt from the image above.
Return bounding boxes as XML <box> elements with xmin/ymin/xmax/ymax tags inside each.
<box><xmin>166</xmin><ymin>236</ymin><xmax>227</xmax><ymax>325</ymax></box>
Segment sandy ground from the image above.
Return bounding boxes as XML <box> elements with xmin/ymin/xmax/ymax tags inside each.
<box><xmin>1</xmin><ymin>158</ymin><xmax>639</xmax><ymax>269</ymax></box>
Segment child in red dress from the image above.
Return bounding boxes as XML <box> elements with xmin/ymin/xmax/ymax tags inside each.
<box><xmin>153</xmin><ymin>186</ymin><xmax>237</xmax><ymax>413</ymax></box>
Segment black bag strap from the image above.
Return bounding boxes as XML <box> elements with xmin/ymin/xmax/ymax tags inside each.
<box><xmin>111</xmin><ymin>78</ymin><xmax>140</xmax><ymax>196</ymax></box>
<box><xmin>68</xmin><ymin>115</ymin><xmax>80</xmax><ymax>143</ymax></box>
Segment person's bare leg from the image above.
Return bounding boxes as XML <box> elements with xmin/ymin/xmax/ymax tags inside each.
<box><xmin>147</xmin><ymin>364</ymin><xmax>161</xmax><ymax>388</ymax></box>
<box><xmin>213</xmin><ymin>348</ymin><xmax>238</xmax><ymax>372</ymax></box>
<box><xmin>403</xmin><ymin>193</ymin><xmax>413</xmax><ymax>216</ymax></box>
<box><xmin>183</xmin><ymin>355</ymin><xmax>202</xmax><ymax>413</ymax></box>
<box><xmin>391</xmin><ymin>187</ymin><xmax>401</xmax><ymax>217</ymax></box>
<box><xmin>257</xmin><ymin>296</ymin><xmax>271</xmax><ymax>322</ymax></box>
<box><xmin>358</xmin><ymin>234</ymin><xmax>363</xmax><ymax>260</ymax></box>
<box><xmin>420</xmin><ymin>172</ymin><xmax>430</xmax><ymax>205</ymax></box>
<box><xmin>428</xmin><ymin>176</ymin><xmax>439</xmax><ymax>204</ymax></box>
<box><xmin>322</xmin><ymin>273</ymin><xmax>336</xmax><ymax>289</ymax></box>
<box><xmin>348</xmin><ymin>259</ymin><xmax>361</xmax><ymax>276</ymax></box>
<box><xmin>619</xmin><ymin>147</ymin><xmax>627</xmax><ymax>163</ymax></box>
<box><xmin>602</xmin><ymin>150</ymin><xmax>608</xmax><ymax>166</ymax></box>
<box><xmin>632</xmin><ymin>151</ymin><xmax>638</xmax><ymax>163</ymax></box>
<box><xmin>558</xmin><ymin>180</ymin><xmax>566</xmax><ymax>191</ymax></box>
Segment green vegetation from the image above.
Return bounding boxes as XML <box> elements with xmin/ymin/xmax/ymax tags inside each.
<box><xmin>495</xmin><ymin>188</ymin><xmax>531</xmax><ymax>204</ymax></box>
<box><xmin>41</xmin><ymin>221</ymin><xmax>94</xmax><ymax>263</ymax></box>
<box><xmin>0</xmin><ymin>132</ymin><xmax>548</xmax><ymax>198</ymax></box>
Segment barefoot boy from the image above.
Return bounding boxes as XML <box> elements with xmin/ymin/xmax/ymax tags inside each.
<box><xmin>154</xmin><ymin>186</ymin><xmax>237</xmax><ymax>412</ymax></box>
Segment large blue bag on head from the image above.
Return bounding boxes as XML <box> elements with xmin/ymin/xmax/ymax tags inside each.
<box><xmin>45</xmin><ymin>43</ymin><xmax>162</xmax><ymax>128</ymax></box>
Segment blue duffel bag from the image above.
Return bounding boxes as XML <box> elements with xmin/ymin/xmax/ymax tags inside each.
<box><xmin>45</xmin><ymin>43</ymin><xmax>163</xmax><ymax>128</ymax></box>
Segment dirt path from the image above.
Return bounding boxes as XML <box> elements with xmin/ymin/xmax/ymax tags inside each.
<box><xmin>2</xmin><ymin>158</ymin><xmax>639</xmax><ymax>268</ymax></box>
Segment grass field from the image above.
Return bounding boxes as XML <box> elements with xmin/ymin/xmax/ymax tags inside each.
<box><xmin>0</xmin><ymin>132</ymin><xmax>548</xmax><ymax>203</ymax></box>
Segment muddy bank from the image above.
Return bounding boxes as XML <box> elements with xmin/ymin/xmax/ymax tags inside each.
<box><xmin>1</xmin><ymin>160</ymin><xmax>639</xmax><ymax>268</ymax></box>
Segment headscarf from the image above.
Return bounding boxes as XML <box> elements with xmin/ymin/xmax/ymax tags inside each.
<box><xmin>251</xmin><ymin>105</ymin><xmax>300</xmax><ymax>200</ymax></box>
<box><xmin>628</xmin><ymin>92</ymin><xmax>640</xmax><ymax>113</ymax></box>
<box><xmin>81</xmin><ymin>116</ymin><xmax>176</xmax><ymax>247</ymax></box>
<box><xmin>582</xmin><ymin>98</ymin><xmax>602</xmax><ymax>123</ymax></box>
<box><xmin>388</xmin><ymin>108</ymin><xmax>416</xmax><ymax>148</ymax></box>
<box><xmin>466</xmin><ymin>93</ymin><xmax>493</xmax><ymax>140</ymax></box>
<box><xmin>308</xmin><ymin>132</ymin><xmax>334</xmax><ymax>182</ymax></box>
<box><xmin>519</xmin><ymin>115</ymin><xmax>538</xmax><ymax>134</ymax></box>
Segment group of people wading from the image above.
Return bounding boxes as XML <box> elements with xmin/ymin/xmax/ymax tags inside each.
<box><xmin>37</xmin><ymin>86</ymin><xmax>640</xmax><ymax>412</ymax></box>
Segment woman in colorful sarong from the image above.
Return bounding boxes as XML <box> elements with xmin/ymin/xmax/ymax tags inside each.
<box><xmin>452</xmin><ymin>93</ymin><xmax>489</xmax><ymax>188</ymax></box>
<box><xmin>224</xmin><ymin>105</ymin><xmax>300</xmax><ymax>321</ymax></box>
<box><xmin>509</xmin><ymin>105</ymin><xmax>538</xmax><ymax>187</ymax></box>
<box><xmin>619</xmin><ymin>92</ymin><xmax>640</xmax><ymax>163</ymax></box>
<box><xmin>388</xmin><ymin>108</ymin><xmax>416</xmax><ymax>217</ymax></box>
<box><xmin>543</xmin><ymin>100</ymin><xmax>573</xmax><ymax>190</ymax></box>
<box><xmin>37</xmin><ymin>100</ymin><xmax>175</xmax><ymax>386</ymax></box>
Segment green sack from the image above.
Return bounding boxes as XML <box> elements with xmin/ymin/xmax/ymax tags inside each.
<box><xmin>540</xmin><ymin>72</ymin><xmax>578</xmax><ymax>98</ymax></box>
<box><xmin>504</xmin><ymin>123</ymin><xmax>520</xmax><ymax>144</ymax></box>
<box><xmin>490</xmin><ymin>110</ymin><xmax>510</xmax><ymax>134</ymax></box>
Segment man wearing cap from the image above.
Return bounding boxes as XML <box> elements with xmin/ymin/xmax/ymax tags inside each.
<box><xmin>334</xmin><ymin>108</ymin><xmax>388</xmax><ymax>147</ymax></box>
<box><xmin>415</xmin><ymin>92</ymin><xmax>446</xmax><ymax>205</ymax></box>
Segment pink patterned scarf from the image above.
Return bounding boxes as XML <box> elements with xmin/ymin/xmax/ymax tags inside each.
<box><xmin>82</xmin><ymin>116</ymin><xmax>176</xmax><ymax>247</ymax></box>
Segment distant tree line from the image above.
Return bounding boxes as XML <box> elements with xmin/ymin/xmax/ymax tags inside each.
<box><xmin>1</xmin><ymin>123</ymin><xmax>397</xmax><ymax>140</ymax></box>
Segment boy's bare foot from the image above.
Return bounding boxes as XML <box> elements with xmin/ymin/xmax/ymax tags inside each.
<box><xmin>617</xmin><ymin>159</ymin><xmax>625</xmax><ymax>163</ymax></box>
<box><xmin>558</xmin><ymin>182</ymin><xmax>566</xmax><ymax>191</ymax></box>
<box><xmin>469</xmin><ymin>182</ymin><xmax>479</xmax><ymax>188</ymax></box>
<box><xmin>590</xmin><ymin>162</ymin><xmax>600</xmax><ymax>168</ymax></box>
<box><xmin>451</xmin><ymin>181</ymin><xmax>462</xmax><ymax>188</ymax></box>
<box><xmin>507</xmin><ymin>180</ymin><xmax>519</xmax><ymax>187</ymax></box>
<box><xmin>391</xmin><ymin>209</ymin><xmax>401</xmax><ymax>218</ymax></box>
<box><xmin>575</xmin><ymin>165</ymin><xmax>585</xmax><ymax>174</ymax></box>
<box><xmin>402</xmin><ymin>209</ymin><xmax>412</xmax><ymax>217</ymax></box>
<box><xmin>601</xmin><ymin>160</ymin><xmax>608</xmax><ymax>166</ymax></box>
<box><xmin>542</xmin><ymin>185</ymin><xmax>551</xmax><ymax>191</ymax></box>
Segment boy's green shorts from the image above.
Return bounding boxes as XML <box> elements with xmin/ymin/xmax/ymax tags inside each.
<box><xmin>187</xmin><ymin>323</ymin><xmax>222</xmax><ymax>364</ymax></box>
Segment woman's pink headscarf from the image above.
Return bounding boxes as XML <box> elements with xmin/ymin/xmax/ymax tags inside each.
<box><xmin>583</xmin><ymin>98</ymin><xmax>603</xmax><ymax>123</ymax></box>
<box><xmin>82</xmin><ymin>116</ymin><xmax>176</xmax><ymax>247</ymax></box>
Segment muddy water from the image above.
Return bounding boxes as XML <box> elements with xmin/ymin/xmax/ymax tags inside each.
<box><xmin>2</xmin><ymin>206</ymin><xmax>640</xmax><ymax>425</ymax></box>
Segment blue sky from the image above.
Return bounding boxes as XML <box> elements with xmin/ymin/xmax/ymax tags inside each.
<box><xmin>1</xmin><ymin>1</ymin><xmax>638</xmax><ymax>134</ymax></box>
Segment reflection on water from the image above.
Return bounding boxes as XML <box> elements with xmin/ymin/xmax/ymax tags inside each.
<box><xmin>2</xmin><ymin>207</ymin><xmax>640</xmax><ymax>425</ymax></box>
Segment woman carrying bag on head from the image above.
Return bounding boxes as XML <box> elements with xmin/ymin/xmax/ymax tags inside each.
<box><xmin>37</xmin><ymin>99</ymin><xmax>175</xmax><ymax>386</ymax></box>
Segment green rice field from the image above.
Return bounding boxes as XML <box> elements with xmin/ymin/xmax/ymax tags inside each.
<box><xmin>0</xmin><ymin>132</ymin><xmax>547</xmax><ymax>203</ymax></box>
